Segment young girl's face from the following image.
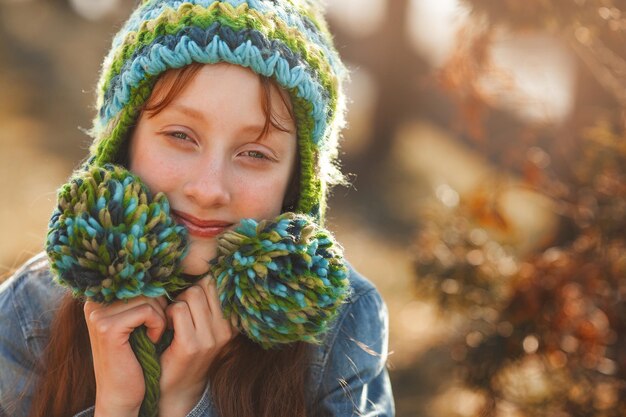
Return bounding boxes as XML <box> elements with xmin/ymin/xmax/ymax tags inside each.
<box><xmin>129</xmin><ymin>63</ymin><xmax>297</xmax><ymax>274</ymax></box>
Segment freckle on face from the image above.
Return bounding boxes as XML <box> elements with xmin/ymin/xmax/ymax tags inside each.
<box><xmin>127</xmin><ymin>63</ymin><xmax>298</xmax><ymax>275</ymax></box>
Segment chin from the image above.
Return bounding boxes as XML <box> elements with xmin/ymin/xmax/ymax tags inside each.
<box><xmin>181</xmin><ymin>239</ymin><xmax>217</xmax><ymax>275</ymax></box>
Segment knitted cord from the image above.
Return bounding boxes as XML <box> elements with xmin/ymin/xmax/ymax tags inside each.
<box><xmin>130</xmin><ymin>327</ymin><xmax>161</xmax><ymax>417</ymax></box>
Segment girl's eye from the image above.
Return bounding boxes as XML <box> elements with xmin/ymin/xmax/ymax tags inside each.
<box><xmin>242</xmin><ymin>150</ymin><xmax>269</xmax><ymax>160</ymax></box>
<box><xmin>169</xmin><ymin>131</ymin><xmax>191</xmax><ymax>141</ymax></box>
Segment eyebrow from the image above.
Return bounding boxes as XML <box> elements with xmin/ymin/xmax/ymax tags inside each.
<box><xmin>168</xmin><ymin>103</ymin><xmax>206</xmax><ymax>121</ymax></box>
<box><xmin>167</xmin><ymin>103</ymin><xmax>292</xmax><ymax>141</ymax></box>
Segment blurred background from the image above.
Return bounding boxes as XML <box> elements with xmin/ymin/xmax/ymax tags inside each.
<box><xmin>1</xmin><ymin>0</ymin><xmax>625</xmax><ymax>416</ymax></box>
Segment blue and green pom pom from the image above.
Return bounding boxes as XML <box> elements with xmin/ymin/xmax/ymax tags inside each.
<box><xmin>46</xmin><ymin>165</ymin><xmax>350</xmax><ymax>349</ymax></box>
<box><xmin>45</xmin><ymin>164</ymin><xmax>192</xmax><ymax>303</ymax></box>
<box><xmin>211</xmin><ymin>213</ymin><xmax>351</xmax><ymax>349</ymax></box>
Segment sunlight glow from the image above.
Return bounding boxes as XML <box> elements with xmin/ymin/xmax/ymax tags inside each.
<box><xmin>342</xmin><ymin>64</ymin><xmax>378</xmax><ymax>154</ymax></box>
<box><xmin>325</xmin><ymin>0</ymin><xmax>387</xmax><ymax>38</ymax></box>
<box><xmin>480</xmin><ymin>33</ymin><xmax>577</xmax><ymax>124</ymax></box>
<box><xmin>69</xmin><ymin>0</ymin><xmax>119</xmax><ymax>20</ymax></box>
<box><xmin>406</xmin><ymin>0</ymin><xmax>470</xmax><ymax>66</ymax></box>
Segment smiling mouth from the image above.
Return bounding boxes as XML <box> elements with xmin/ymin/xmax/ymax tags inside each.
<box><xmin>171</xmin><ymin>210</ymin><xmax>234</xmax><ymax>238</ymax></box>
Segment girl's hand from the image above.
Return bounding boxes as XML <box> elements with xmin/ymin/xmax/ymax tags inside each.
<box><xmin>158</xmin><ymin>276</ymin><xmax>236</xmax><ymax>417</ymax></box>
<box><xmin>84</xmin><ymin>296</ymin><xmax>168</xmax><ymax>417</ymax></box>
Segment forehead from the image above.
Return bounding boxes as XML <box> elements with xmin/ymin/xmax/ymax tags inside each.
<box><xmin>148</xmin><ymin>63</ymin><xmax>293</xmax><ymax>120</ymax></box>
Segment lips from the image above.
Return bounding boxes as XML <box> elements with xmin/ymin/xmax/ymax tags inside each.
<box><xmin>171</xmin><ymin>210</ymin><xmax>234</xmax><ymax>238</ymax></box>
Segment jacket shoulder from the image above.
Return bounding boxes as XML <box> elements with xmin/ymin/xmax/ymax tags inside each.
<box><xmin>345</xmin><ymin>263</ymin><xmax>379</xmax><ymax>300</ymax></box>
<box><xmin>307</xmin><ymin>263</ymin><xmax>394</xmax><ymax>415</ymax></box>
<box><xmin>309</xmin><ymin>262</ymin><xmax>388</xmax><ymax>374</ymax></box>
<box><xmin>0</xmin><ymin>253</ymin><xmax>67</xmax><ymax>341</ymax></box>
<box><xmin>0</xmin><ymin>254</ymin><xmax>68</xmax><ymax>416</ymax></box>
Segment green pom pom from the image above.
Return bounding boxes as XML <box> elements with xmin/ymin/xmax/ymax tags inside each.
<box><xmin>212</xmin><ymin>212</ymin><xmax>350</xmax><ymax>349</ymax></box>
<box><xmin>46</xmin><ymin>164</ymin><xmax>192</xmax><ymax>302</ymax></box>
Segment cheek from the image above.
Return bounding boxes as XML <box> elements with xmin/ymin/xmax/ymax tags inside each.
<box><xmin>233</xmin><ymin>171</ymin><xmax>291</xmax><ymax>218</ymax></box>
<box><xmin>129</xmin><ymin>142</ymin><xmax>180</xmax><ymax>195</ymax></box>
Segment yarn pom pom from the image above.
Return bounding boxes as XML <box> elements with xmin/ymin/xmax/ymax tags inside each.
<box><xmin>211</xmin><ymin>212</ymin><xmax>350</xmax><ymax>348</ymax></box>
<box><xmin>46</xmin><ymin>164</ymin><xmax>192</xmax><ymax>302</ymax></box>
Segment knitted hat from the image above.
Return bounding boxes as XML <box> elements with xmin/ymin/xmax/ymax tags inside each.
<box><xmin>88</xmin><ymin>0</ymin><xmax>347</xmax><ymax>223</ymax></box>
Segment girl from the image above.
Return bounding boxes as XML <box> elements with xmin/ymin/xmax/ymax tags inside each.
<box><xmin>0</xmin><ymin>1</ymin><xmax>394</xmax><ymax>416</ymax></box>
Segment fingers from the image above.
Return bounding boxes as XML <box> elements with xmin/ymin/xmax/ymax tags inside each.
<box><xmin>81</xmin><ymin>277</ymin><xmax>235</xmax><ymax>352</ymax></box>
<box><xmin>203</xmin><ymin>277</ymin><xmax>237</xmax><ymax>340</ymax></box>
<box><xmin>84</xmin><ymin>296</ymin><xmax>168</xmax><ymax>343</ymax></box>
<box><xmin>83</xmin><ymin>296</ymin><xmax>168</xmax><ymax>413</ymax></box>
<box><xmin>167</xmin><ymin>283</ymin><xmax>215</xmax><ymax>353</ymax></box>
<box><xmin>175</xmin><ymin>285</ymin><xmax>212</xmax><ymax>332</ymax></box>
<box><xmin>158</xmin><ymin>276</ymin><xmax>237</xmax><ymax>406</ymax></box>
<box><xmin>166</xmin><ymin>276</ymin><xmax>234</xmax><ymax>352</ymax></box>
<box><xmin>84</xmin><ymin>296</ymin><xmax>167</xmax><ymax>318</ymax></box>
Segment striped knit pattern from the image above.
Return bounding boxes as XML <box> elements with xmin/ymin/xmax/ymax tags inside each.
<box><xmin>89</xmin><ymin>0</ymin><xmax>346</xmax><ymax>223</ymax></box>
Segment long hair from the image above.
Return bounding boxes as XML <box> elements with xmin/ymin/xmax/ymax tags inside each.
<box><xmin>29</xmin><ymin>63</ymin><xmax>310</xmax><ymax>417</ymax></box>
<box><xmin>28</xmin><ymin>295</ymin><xmax>94</xmax><ymax>417</ymax></box>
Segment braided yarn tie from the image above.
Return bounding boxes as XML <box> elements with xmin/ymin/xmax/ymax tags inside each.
<box><xmin>46</xmin><ymin>164</ymin><xmax>192</xmax><ymax>417</ymax></box>
<box><xmin>212</xmin><ymin>212</ymin><xmax>351</xmax><ymax>349</ymax></box>
<box><xmin>130</xmin><ymin>327</ymin><xmax>161</xmax><ymax>417</ymax></box>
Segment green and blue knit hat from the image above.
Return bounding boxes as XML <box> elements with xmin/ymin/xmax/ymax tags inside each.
<box><xmin>47</xmin><ymin>0</ymin><xmax>351</xmax><ymax>357</ymax></box>
<box><xmin>88</xmin><ymin>0</ymin><xmax>347</xmax><ymax>223</ymax></box>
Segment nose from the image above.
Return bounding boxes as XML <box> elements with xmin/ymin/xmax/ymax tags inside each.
<box><xmin>182</xmin><ymin>154</ymin><xmax>231</xmax><ymax>208</ymax></box>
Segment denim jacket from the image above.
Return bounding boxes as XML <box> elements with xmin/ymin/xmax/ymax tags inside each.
<box><xmin>0</xmin><ymin>253</ymin><xmax>394</xmax><ymax>417</ymax></box>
